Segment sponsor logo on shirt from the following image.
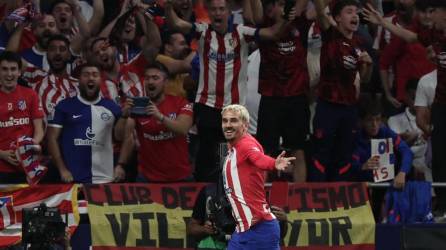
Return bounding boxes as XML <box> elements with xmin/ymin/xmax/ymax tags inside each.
<box><xmin>208</xmin><ymin>50</ymin><xmax>236</xmax><ymax>63</ymax></box>
<box><xmin>74</xmin><ymin>127</ymin><xmax>100</xmax><ymax>146</ymax></box>
<box><xmin>277</xmin><ymin>41</ymin><xmax>296</xmax><ymax>55</ymax></box>
<box><xmin>143</xmin><ymin>131</ymin><xmax>175</xmax><ymax>141</ymax></box>
<box><xmin>343</xmin><ymin>55</ymin><xmax>357</xmax><ymax>70</ymax></box>
<box><xmin>0</xmin><ymin>117</ymin><xmax>30</xmax><ymax>128</ymax></box>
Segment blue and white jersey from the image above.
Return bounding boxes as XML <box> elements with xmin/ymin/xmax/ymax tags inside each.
<box><xmin>48</xmin><ymin>95</ymin><xmax>121</xmax><ymax>183</ymax></box>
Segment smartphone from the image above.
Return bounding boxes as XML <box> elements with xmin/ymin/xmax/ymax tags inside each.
<box><xmin>130</xmin><ymin>97</ymin><xmax>150</xmax><ymax>116</ymax></box>
<box><xmin>283</xmin><ymin>0</ymin><xmax>296</xmax><ymax>20</ymax></box>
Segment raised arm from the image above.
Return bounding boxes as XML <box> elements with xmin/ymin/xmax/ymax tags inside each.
<box><xmin>362</xmin><ymin>3</ymin><xmax>418</xmax><ymax>43</ymax></box>
<box><xmin>164</xmin><ymin>0</ymin><xmax>193</xmax><ymax>34</ymax></box>
<box><xmin>313</xmin><ymin>0</ymin><xmax>332</xmax><ymax>31</ymax></box>
<box><xmin>88</xmin><ymin>0</ymin><xmax>105</xmax><ymax>35</ymax></box>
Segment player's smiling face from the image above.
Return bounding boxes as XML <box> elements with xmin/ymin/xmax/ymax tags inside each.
<box><xmin>0</xmin><ymin>60</ymin><xmax>20</xmax><ymax>92</ymax></box>
<box><xmin>336</xmin><ymin>5</ymin><xmax>360</xmax><ymax>33</ymax></box>
<box><xmin>222</xmin><ymin>110</ymin><xmax>247</xmax><ymax>143</ymax></box>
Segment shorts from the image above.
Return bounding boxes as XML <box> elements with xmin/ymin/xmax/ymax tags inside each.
<box><xmin>257</xmin><ymin>95</ymin><xmax>310</xmax><ymax>154</ymax></box>
<box><xmin>228</xmin><ymin>220</ymin><xmax>280</xmax><ymax>250</ymax></box>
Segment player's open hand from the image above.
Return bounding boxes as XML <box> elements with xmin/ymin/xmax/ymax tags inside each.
<box><xmin>275</xmin><ymin>151</ymin><xmax>295</xmax><ymax>171</ymax></box>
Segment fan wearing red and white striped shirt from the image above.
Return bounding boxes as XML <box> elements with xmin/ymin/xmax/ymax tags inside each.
<box><xmin>22</xmin><ymin>35</ymin><xmax>78</xmax><ymax>120</ymax></box>
<box><xmin>221</xmin><ymin>104</ymin><xmax>294</xmax><ymax>249</ymax></box>
<box><xmin>165</xmin><ymin>0</ymin><xmax>297</xmax><ymax>182</ymax></box>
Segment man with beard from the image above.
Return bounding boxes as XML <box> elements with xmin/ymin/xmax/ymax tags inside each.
<box><xmin>116</xmin><ymin>62</ymin><xmax>194</xmax><ymax>182</ymax></box>
<box><xmin>220</xmin><ymin>104</ymin><xmax>294</xmax><ymax>249</ymax></box>
<box><xmin>309</xmin><ymin>0</ymin><xmax>373</xmax><ymax>181</ymax></box>
<box><xmin>25</xmin><ymin>34</ymin><xmax>79</xmax><ymax>120</ymax></box>
<box><xmin>165</xmin><ymin>0</ymin><xmax>297</xmax><ymax>183</ymax></box>
<box><xmin>46</xmin><ymin>64</ymin><xmax>130</xmax><ymax>183</ymax></box>
<box><xmin>17</xmin><ymin>14</ymin><xmax>61</xmax><ymax>71</ymax></box>
<box><xmin>379</xmin><ymin>0</ymin><xmax>436</xmax><ymax>110</ymax></box>
<box><xmin>157</xmin><ymin>31</ymin><xmax>195</xmax><ymax>98</ymax></box>
<box><xmin>0</xmin><ymin>51</ymin><xmax>44</xmax><ymax>183</ymax></box>
<box><xmin>88</xmin><ymin>13</ymin><xmax>161</xmax><ymax>103</ymax></box>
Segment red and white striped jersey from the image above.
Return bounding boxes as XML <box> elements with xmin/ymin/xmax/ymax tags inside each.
<box><xmin>100</xmin><ymin>54</ymin><xmax>147</xmax><ymax>103</ymax></box>
<box><xmin>194</xmin><ymin>23</ymin><xmax>257</xmax><ymax>109</ymax></box>
<box><xmin>32</xmin><ymin>74</ymin><xmax>78</xmax><ymax>120</ymax></box>
<box><xmin>222</xmin><ymin>134</ymin><xmax>276</xmax><ymax>232</ymax></box>
<box><xmin>22</xmin><ymin>66</ymin><xmax>48</xmax><ymax>89</ymax></box>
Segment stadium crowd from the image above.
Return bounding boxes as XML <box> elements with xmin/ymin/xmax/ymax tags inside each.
<box><xmin>0</xmin><ymin>0</ymin><xmax>445</xmax><ymax>245</ymax></box>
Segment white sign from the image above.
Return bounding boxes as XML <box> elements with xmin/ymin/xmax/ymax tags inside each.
<box><xmin>371</xmin><ymin>138</ymin><xmax>395</xmax><ymax>182</ymax></box>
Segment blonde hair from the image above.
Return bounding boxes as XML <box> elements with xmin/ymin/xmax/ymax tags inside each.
<box><xmin>221</xmin><ymin>104</ymin><xmax>250</xmax><ymax>124</ymax></box>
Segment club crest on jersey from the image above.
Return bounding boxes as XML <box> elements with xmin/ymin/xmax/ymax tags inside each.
<box><xmin>7</xmin><ymin>103</ymin><xmax>13</xmax><ymax>111</ymax></box>
<box><xmin>101</xmin><ymin>112</ymin><xmax>112</xmax><ymax>121</ymax></box>
<box><xmin>17</xmin><ymin>100</ymin><xmax>26</xmax><ymax>111</ymax></box>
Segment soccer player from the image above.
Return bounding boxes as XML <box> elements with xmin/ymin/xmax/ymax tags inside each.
<box><xmin>46</xmin><ymin>64</ymin><xmax>130</xmax><ymax>183</ymax></box>
<box><xmin>0</xmin><ymin>51</ymin><xmax>44</xmax><ymax>183</ymax></box>
<box><xmin>165</xmin><ymin>0</ymin><xmax>297</xmax><ymax>182</ymax></box>
<box><xmin>310</xmin><ymin>0</ymin><xmax>373</xmax><ymax>181</ymax></box>
<box><xmin>221</xmin><ymin>104</ymin><xmax>294</xmax><ymax>249</ymax></box>
<box><xmin>116</xmin><ymin>62</ymin><xmax>194</xmax><ymax>182</ymax></box>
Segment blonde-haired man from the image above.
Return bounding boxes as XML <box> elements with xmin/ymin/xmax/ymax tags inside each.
<box><xmin>220</xmin><ymin>104</ymin><xmax>295</xmax><ymax>249</ymax></box>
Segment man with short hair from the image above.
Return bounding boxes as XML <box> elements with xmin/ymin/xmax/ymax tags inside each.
<box><xmin>165</xmin><ymin>0</ymin><xmax>296</xmax><ymax>182</ymax></box>
<box><xmin>221</xmin><ymin>104</ymin><xmax>294</xmax><ymax>249</ymax></box>
<box><xmin>0</xmin><ymin>51</ymin><xmax>44</xmax><ymax>183</ymax></box>
<box><xmin>117</xmin><ymin>62</ymin><xmax>194</xmax><ymax>182</ymax></box>
<box><xmin>24</xmin><ymin>34</ymin><xmax>78</xmax><ymax>120</ymax></box>
<box><xmin>310</xmin><ymin>0</ymin><xmax>373</xmax><ymax>181</ymax></box>
<box><xmin>364</xmin><ymin>0</ymin><xmax>446</xmax><ymax>221</ymax></box>
<box><xmin>46</xmin><ymin>64</ymin><xmax>130</xmax><ymax>183</ymax></box>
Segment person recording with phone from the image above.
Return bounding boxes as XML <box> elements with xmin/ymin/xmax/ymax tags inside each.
<box><xmin>117</xmin><ymin>62</ymin><xmax>194</xmax><ymax>183</ymax></box>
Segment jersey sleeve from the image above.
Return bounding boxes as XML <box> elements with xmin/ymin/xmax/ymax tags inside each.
<box><xmin>191</xmin><ymin>22</ymin><xmax>209</xmax><ymax>40</ymax></box>
<box><xmin>48</xmin><ymin>101</ymin><xmax>66</xmax><ymax>128</ymax></box>
<box><xmin>107</xmin><ymin>101</ymin><xmax>122</xmax><ymax>121</ymax></box>
<box><xmin>29</xmin><ymin>90</ymin><xmax>44</xmax><ymax>119</ymax></box>
<box><xmin>238</xmin><ymin>24</ymin><xmax>258</xmax><ymax>43</ymax></box>
<box><xmin>238</xmin><ymin>140</ymin><xmax>275</xmax><ymax>170</ymax></box>
<box><xmin>178</xmin><ymin>98</ymin><xmax>194</xmax><ymax>117</ymax></box>
<box><xmin>385</xmin><ymin>127</ymin><xmax>413</xmax><ymax>174</ymax></box>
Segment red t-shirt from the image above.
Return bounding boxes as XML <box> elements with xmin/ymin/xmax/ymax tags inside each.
<box><xmin>379</xmin><ymin>35</ymin><xmax>436</xmax><ymax>101</ymax></box>
<box><xmin>417</xmin><ymin>26</ymin><xmax>446</xmax><ymax>104</ymax></box>
<box><xmin>0</xmin><ymin>85</ymin><xmax>44</xmax><ymax>173</ymax></box>
<box><xmin>100</xmin><ymin>54</ymin><xmax>148</xmax><ymax>103</ymax></box>
<box><xmin>257</xmin><ymin>17</ymin><xmax>310</xmax><ymax>97</ymax></box>
<box><xmin>317</xmin><ymin>26</ymin><xmax>363</xmax><ymax>105</ymax></box>
<box><xmin>135</xmin><ymin>95</ymin><xmax>193</xmax><ymax>182</ymax></box>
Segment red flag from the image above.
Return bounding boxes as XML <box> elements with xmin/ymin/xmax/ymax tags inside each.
<box><xmin>0</xmin><ymin>184</ymin><xmax>79</xmax><ymax>247</ymax></box>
